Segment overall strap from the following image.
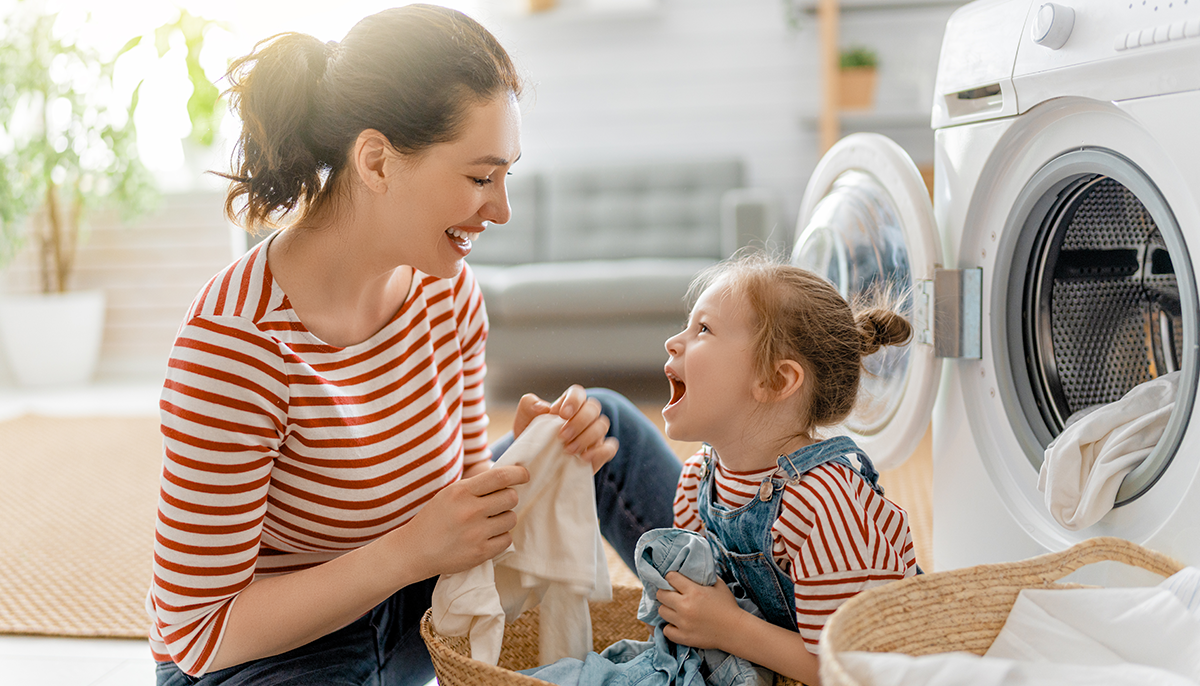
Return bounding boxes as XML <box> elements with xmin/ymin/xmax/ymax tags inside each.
<box><xmin>775</xmin><ymin>435</ymin><xmax>884</xmax><ymax>497</ymax></box>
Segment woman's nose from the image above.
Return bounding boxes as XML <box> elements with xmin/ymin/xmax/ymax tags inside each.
<box><xmin>480</xmin><ymin>181</ymin><xmax>511</xmax><ymax>225</ymax></box>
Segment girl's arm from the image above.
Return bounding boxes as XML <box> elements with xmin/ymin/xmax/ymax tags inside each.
<box><xmin>657</xmin><ymin>571</ymin><xmax>820</xmax><ymax>686</ymax></box>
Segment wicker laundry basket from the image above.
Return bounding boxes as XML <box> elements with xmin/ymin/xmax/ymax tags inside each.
<box><xmin>818</xmin><ymin>536</ymin><xmax>1186</xmax><ymax>686</ymax></box>
<box><xmin>420</xmin><ymin>583</ymin><xmax>807</xmax><ymax>686</ymax></box>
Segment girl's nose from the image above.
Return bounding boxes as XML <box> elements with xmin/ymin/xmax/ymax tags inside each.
<box><xmin>665</xmin><ymin>331</ymin><xmax>682</xmax><ymax>356</ymax></box>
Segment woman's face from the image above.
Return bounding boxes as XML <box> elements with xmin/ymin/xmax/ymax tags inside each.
<box><xmin>382</xmin><ymin>94</ymin><xmax>522</xmax><ymax>279</ymax></box>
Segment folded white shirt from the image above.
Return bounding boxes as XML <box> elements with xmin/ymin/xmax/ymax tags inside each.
<box><xmin>1039</xmin><ymin>371</ymin><xmax>1180</xmax><ymax>530</ymax></box>
<box><xmin>430</xmin><ymin>414</ymin><xmax>611</xmax><ymax>665</ymax></box>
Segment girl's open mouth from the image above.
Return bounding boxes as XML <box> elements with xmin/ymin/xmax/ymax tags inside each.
<box><xmin>665</xmin><ymin>370</ymin><xmax>686</xmax><ymax>408</ymax></box>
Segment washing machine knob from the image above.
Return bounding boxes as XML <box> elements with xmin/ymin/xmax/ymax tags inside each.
<box><xmin>1032</xmin><ymin>3</ymin><xmax>1075</xmax><ymax>49</ymax></box>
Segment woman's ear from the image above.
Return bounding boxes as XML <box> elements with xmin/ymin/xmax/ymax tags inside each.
<box><xmin>351</xmin><ymin>129</ymin><xmax>393</xmax><ymax>193</ymax></box>
<box><xmin>754</xmin><ymin>359</ymin><xmax>805</xmax><ymax>403</ymax></box>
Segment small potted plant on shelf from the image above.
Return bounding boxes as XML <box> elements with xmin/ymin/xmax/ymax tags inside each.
<box><xmin>0</xmin><ymin>2</ymin><xmax>157</xmax><ymax>387</ymax></box>
<box><xmin>839</xmin><ymin>46</ymin><xmax>879</xmax><ymax>111</ymax></box>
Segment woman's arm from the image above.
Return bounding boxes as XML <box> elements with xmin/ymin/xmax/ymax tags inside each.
<box><xmin>657</xmin><ymin>572</ymin><xmax>820</xmax><ymax>686</ymax></box>
<box><xmin>208</xmin><ymin>463</ymin><xmax>528</xmax><ymax>672</ymax></box>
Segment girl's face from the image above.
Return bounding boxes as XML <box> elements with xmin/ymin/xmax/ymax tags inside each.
<box><xmin>382</xmin><ymin>94</ymin><xmax>522</xmax><ymax>279</ymax></box>
<box><xmin>662</xmin><ymin>277</ymin><xmax>762</xmax><ymax>448</ymax></box>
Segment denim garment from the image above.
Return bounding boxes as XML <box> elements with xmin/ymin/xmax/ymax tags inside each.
<box><xmin>523</xmin><ymin>528</ymin><xmax>772</xmax><ymax>686</ymax></box>
<box><xmin>698</xmin><ymin>435</ymin><xmax>886</xmax><ymax>632</ymax></box>
<box><xmin>155</xmin><ymin>388</ymin><xmax>682</xmax><ymax>686</ymax></box>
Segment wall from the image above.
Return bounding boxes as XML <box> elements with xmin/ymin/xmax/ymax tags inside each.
<box><xmin>486</xmin><ymin>0</ymin><xmax>961</xmax><ymax>246</ymax></box>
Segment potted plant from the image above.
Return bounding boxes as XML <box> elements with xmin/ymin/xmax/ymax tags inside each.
<box><xmin>0</xmin><ymin>2</ymin><xmax>157</xmax><ymax>387</ymax></box>
<box><xmin>839</xmin><ymin>46</ymin><xmax>878</xmax><ymax>111</ymax></box>
<box><xmin>154</xmin><ymin>9</ymin><xmax>230</xmax><ymax>180</ymax></box>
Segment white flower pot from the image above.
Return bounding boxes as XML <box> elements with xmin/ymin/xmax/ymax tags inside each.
<box><xmin>0</xmin><ymin>290</ymin><xmax>107</xmax><ymax>388</ymax></box>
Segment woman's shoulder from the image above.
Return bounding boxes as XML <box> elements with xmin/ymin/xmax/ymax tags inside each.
<box><xmin>187</xmin><ymin>236</ymin><xmax>279</xmax><ymax>323</ymax></box>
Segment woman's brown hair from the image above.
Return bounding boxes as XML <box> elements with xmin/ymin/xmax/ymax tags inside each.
<box><xmin>220</xmin><ymin>4</ymin><xmax>523</xmax><ymax>232</ymax></box>
<box><xmin>687</xmin><ymin>250</ymin><xmax>913</xmax><ymax>436</ymax></box>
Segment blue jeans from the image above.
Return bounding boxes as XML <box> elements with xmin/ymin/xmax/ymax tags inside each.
<box><xmin>155</xmin><ymin>388</ymin><xmax>683</xmax><ymax>686</ymax></box>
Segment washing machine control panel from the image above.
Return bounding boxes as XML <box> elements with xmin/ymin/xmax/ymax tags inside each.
<box><xmin>1011</xmin><ymin>0</ymin><xmax>1200</xmax><ymax>110</ymax></box>
<box><xmin>1019</xmin><ymin>1</ymin><xmax>1200</xmax><ymax>57</ymax></box>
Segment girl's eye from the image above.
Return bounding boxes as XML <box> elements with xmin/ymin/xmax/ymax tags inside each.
<box><xmin>698</xmin><ymin>323</ymin><xmax>710</xmax><ymax>334</ymax></box>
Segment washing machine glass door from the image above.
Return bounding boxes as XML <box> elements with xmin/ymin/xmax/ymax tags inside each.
<box><xmin>792</xmin><ymin>133</ymin><xmax>941</xmax><ymax>470</ymax></box>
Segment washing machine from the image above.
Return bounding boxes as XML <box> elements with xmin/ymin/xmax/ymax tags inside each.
<box><xmin>792</xmin><ymin>0</ymin><xmax>1200</xmax><ymax>571</ymax></box>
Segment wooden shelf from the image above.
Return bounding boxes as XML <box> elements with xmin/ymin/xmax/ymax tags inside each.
<box><xmin>796</xmin><ymin>0</ymin><xmax>963</xmax><ymax>13</ymax></box>
<box><xmin>801</xmin><ymin>110</ymin><xmax>931</xmax><ymax>131</ymax></box>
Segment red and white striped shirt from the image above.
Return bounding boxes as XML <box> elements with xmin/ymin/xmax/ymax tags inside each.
<box><xmin>146</xmin><ymin>238</ymin><xmax>489</xmax><ymax>675</ymax></box>
<box><xmin>673</xmin><ymin>445</ymin><xmax>917</xmax><ymax>651</ymax></box>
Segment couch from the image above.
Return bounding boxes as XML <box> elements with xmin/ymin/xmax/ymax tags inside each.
<box><xmin>468</xmin><ymin>158</ymin><xmax>777</xmax><ymax>386</ymax></box>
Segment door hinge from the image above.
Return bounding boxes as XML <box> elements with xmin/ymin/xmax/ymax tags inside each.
<box><xmin>915</xmin><ymin>268</ymin><xmax>981</xmax><ymax>359</ymax></box>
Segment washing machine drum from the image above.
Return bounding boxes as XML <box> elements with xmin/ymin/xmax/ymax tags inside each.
<box><xmin>1007</xmin><ymin>150</ymin><xmax>1198</xmax><ymax>506</ymax></box>
<box><xmin>1025</xmin><ymin>175</ymin><xmax>1182</xmax><ymax>432</ymax></box>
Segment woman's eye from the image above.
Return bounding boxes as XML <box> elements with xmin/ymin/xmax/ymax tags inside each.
<box><xmin>472</xmin><ymin>177</ymin><xmax>493</xmax><ymax>187</ymax></box>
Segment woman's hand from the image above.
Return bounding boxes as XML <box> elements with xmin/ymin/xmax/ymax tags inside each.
<box><xmin>656</xmin><ymin>572</ymin><xmax>744</xmax><ymax>651</ymax></box>
<box><xmin>400</xmin><ymin>464</ymin><xmax>529</xmax><ymax>578</ymax></box>
<box><xmin>513</xmin><ymin>385</ymin><xmax>618</xmax><ymax>473</ymax></box>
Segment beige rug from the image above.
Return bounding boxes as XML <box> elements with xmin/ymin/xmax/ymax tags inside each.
<box><xmin>0</xmin><ymin>409</ymin><xmax>931</xmax><ymax>639</ymax></box>
<box><xmin>0</xmin><ymin>415</ymin><xmax>162</xmax><ymax>638</ymax></box>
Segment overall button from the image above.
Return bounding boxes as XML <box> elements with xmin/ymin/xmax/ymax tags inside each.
<box><xmin>758</xmin><ymin>480</ymin><xmax>774</xmax><ymax>502</ymax></box>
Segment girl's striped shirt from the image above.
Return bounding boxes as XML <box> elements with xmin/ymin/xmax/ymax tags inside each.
<box><xmin>673</xmin><ymin>445</ymin><xmax>917</xmax><ymax>651</ymax></box>
<box><xmin>146</xmin><ymin>238</ymin><xmax>489</xmax><ymax>676</ymax></box>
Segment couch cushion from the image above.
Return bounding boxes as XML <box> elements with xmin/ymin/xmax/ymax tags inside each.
<box><xmin>543</xmin><ymin>160</ymin><xmax>743</xmax><ymax>262</ymax></box>
<box><xmin>463</xmin><ymin>173</ymin><xmax>541</xmax><ymax>265</ymax></box>
<box><xmin>475</xmin><ymin>258</ymin><xmax>714</xmax><ymax>324</ymax></box>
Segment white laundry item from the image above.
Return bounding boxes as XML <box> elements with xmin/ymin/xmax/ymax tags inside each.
<box><xmin>836</xmin><ymin>566</ymin><xmax>1200</xmax><ymax>686</ymax></box>
<box><xmin>837</xmin><ymin>651</ymin><xmax>1197</xmax><ymax>686</ymax></box>
<box><xmin>984</xmin><ymin>588</ymin><xmax>1200</xmax><ymax>678</ymax></box>
<box><xmin>1039</xmin><ymin>371</ymin><xmax>1180</xmax><ymax>530</ymax></box>
<box><xmin>430</xmin><ymin>414</ymin><xmax>612</xmax><ymax>666</ymax></box>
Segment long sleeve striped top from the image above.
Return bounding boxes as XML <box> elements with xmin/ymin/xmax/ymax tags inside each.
<box><xmin>145</xmin><ymin>237</ymin><xmax>490</xmax><ymax>675</ymax></box>
<box><xmin>673</xmin><ymin>445</ymin><xmax>917</xmax><ymax>651</ymax></box>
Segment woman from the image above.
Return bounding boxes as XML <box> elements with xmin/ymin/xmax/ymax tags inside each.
<box><xmin>148</xmin><ymin>6</ymin><xmax>682</xmax><ymax>685</ymax></box>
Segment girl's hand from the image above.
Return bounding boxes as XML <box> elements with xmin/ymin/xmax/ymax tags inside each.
<box><xmin>513</xmin><ymin>385</ymin><xmax>618</xmax><ymax>474</ymax></box>
<box><xmin>656</xmin><ymin>572</ymin><xmax>744</xmax><ymax>651</ymax></box>
<box><xmin>400</xmin><ymin>464</ymin><xmax>529</xmax><ymax>578</ymax></box>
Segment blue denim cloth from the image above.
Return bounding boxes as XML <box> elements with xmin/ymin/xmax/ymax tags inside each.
<box><xmin>155</xmin><ymin>388</ymin><xmax>682</xmax><ymax>686</ymax></box>
<box><xmin>522</xmin><ymin>528</ymin><xmax>773</xmax><ymax>686</ymax></box>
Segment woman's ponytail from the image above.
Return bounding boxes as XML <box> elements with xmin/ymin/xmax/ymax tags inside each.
<box><xmin>221</xmin><ymin>32</ymin><xmax>333</xmax><ymax>232</ymax></box>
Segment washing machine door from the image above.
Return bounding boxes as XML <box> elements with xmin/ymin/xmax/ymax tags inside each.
<box><xmin>793</xmin><ymin>133</ymin><xmax>941</xmax><ymax>470</ymax></box>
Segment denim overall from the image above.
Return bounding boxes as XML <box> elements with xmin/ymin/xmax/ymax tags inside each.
<box><xmin>697</xmin><ymin>435</ymin><xmax>886</xmax><ymax>633</ymax></box>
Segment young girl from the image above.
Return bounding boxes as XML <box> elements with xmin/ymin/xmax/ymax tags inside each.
<box><xmin>657</xmin><ymin>251</ymin><xmax>919</xmax><ymax>685</ymax></box>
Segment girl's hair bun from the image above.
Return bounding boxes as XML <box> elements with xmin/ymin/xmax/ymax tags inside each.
<box><xmin>856</xmin><ymin>308</ymin><xmax>913</xmax><ymax>357</ymax></box>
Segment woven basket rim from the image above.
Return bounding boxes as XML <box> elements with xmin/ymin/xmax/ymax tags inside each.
<box><xmin>819</xmin><ymin>536</ymin><xmax>1186</xmax><ymax>686</ymax></box>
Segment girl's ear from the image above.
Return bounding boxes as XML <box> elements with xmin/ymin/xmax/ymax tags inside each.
<box><xmin>351</xmin><ymin>129</ymin><xmax>393</xmax><ymax>193</ymax></box>
<box><xmin>754</xmin><ymin>359</ymin><xmax>805</xmax><ymax>403</ymax></box>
